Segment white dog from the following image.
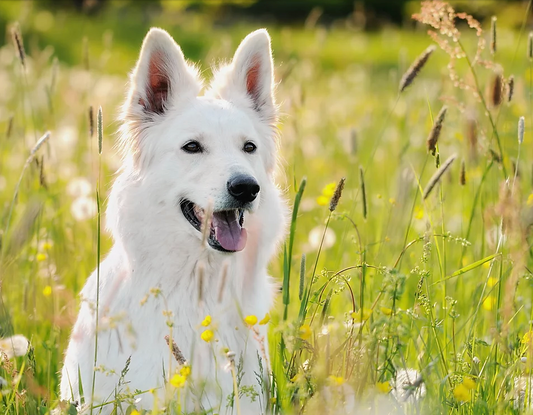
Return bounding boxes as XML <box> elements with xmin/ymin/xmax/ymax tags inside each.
<box><xmin>60</xmin><ymin>27</ymin><xmax>286</xmax><ymax>414</ymax></box>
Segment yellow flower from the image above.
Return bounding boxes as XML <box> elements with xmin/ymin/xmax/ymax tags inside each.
<box><xmin>180</xmin><ymin>365</ymin><xmax>191</xmax><ymax>378</ymax></box>
<box><xmin>299</xmin><ymin>324</ymin><xmax>312</xmax><ymax>340</ymax></box>
<box><xmin>169</xmin><ymin>373</ymin><xmax>186</xmax><ymax>388</ymax></box>
<box><xmin>42</xmin><ymin>241</ymin><xmax>53</xmax><ymax>250</ymax></box>
<box><xmin>291</xmin><ymin>373</ymin><xmax>303</xmax><ymax>382</ymax></box>
<box><xmin>453</xmin><ymin>383</ymin><xmax>471</xmax><ymax>402</ymax></box>
<box><xmin>43</xmin><ymin>286</ymin><xmax>52</xmax><ymax>297</ymax></box>
<box><xmin>527</xmin><ymin>193</ymin><xmax>533</xmax><ymax>206</ymax></box>
<box><xmin>487</xmin><ymin>277</ymin><xmax>498</xmax><ymax>287</ymax></box>
<box><xmin>482</xmin><ymin>296</ymin><xmax>496</xmax><ymax>311</ymax></box>
<box><xmin>389</xmin><ymin>198</ymin><xmax>396</xmax><ymax>206</ymax></box>
<box><xmin>316</xmin><ymin>195</ymin><xmax>329</xmax><ymax>206</ymax></box>
<box><xmin>415</xmin><ymin>206</ymin><xmax>424</xmax><ymax>220</ymax></box>
<box><xmin>522</xmin><ymin>331</ymin><xmax>533</xmax><ymax>345</ymax></box>
<box><xmin>380</xmin><ymin>307</ymin><xmax>393</xmax><ymax>316</ymax></box>
<box><xmin>322</xmin><ymin>182</ymin><xmax>337</xmax><ymax>197</ymax></box>
<box><xmin>328</xmin><ymin>375</ymin><xmax>344</xmax><ymax>385</ymax></box>
<box><xmin>259</xmin><ymin>313</ymin><xmax>270</xmax><ymax>325</ymax></box>
<box><xmin>351</xmin><ymin>308</ymin><xmax>372</xmax><ymax>322</ymax></box>
<box><xmin>130</xmin><ymin>411</ymin><xmax>140</xmax><ymax>415</ymax></box>
<box><xmin>201</xmin><ymin>329</ymin><xmax>214</xmax><ymax>342</ymax></box>
<box><xmin>201</xmin><ymin>315</ymin><xmax>211</xmax><ymax>327</ymax></box>
<box><xmin>377</xmin><ymin>381</ymin><xmax>391</xmax><ymax>393</ymax></box>
<box><xmin>462</xmin><ymin>377</ymin><xmax>476</xmax><ymax>390</ymax></box>
<box><xmin>36</xmin><ymin>253</ymin><xmax>47</xmax><ymax>262</ymax></box>
<box><xmin>244</xmin><ymin>315</ymin><xmax>258</xmax><ymax>325</ymax></box>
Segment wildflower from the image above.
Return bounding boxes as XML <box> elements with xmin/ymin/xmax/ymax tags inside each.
<box><xmin>527</xmin><ymin>193</ymin><xmax>533</xmax><ymax>206</ymax></box>
<box><xmin>200</xmin><ymin>329</ymin><xmax>214</xmax><ymax>342</ymax></box>
<box><xmin>71</xmin><ymin>196</ymin><xmax>97</xmax><ymax>221</ymax></box>
<box><xmin>259</xmin><ymin>313</ymin><xmax>271</xmax><ymax>325</ymax></box>
<box><xmin>463</xmin><ymin>377</ymin><xmax>476</xmax><ymax>390</ymax></box>
<box><xmin>41</xmin><ymin>240</ymin><xmax>53</xmax><ymax>250</ymax></box>
<box><xmin>391</xmin><ymin>368</ymin><xmax>426</xmax><ymax>403</ymax></box>
<box><xmin>244</xmin><ymin>315</ymin><xmax>258</xmax><ymax>326</ymax></box>
<box><xmin>169</xmin><ymin>373</ymin><xmax>186</xmax><ymax>388</ymax></box>
<box><xmin>453</xmin><ymin>383</ymin><xmax>471</xmax><ymax>402</ymax></box>
<box><xmin>328</xmin><ymin>375</ymin><xmax>344</xmax><ymax>385</ymax></box>
<box><xmin>487</xmin><ymin>277</ymin><xmax>498</xmax><ymax>287</ymax></box>
<box><xmin>316</xmin><ymin>195</ymin><xmax>329</xmax><ymax>206</ymax></box>
<box><xmin>482</xmin><ymin>296</ymin><xmax>496</xmax><ymax>311</ymax></box>
<box><xmin>43</xmin><ymin>286</ymin><xmax>52</xmax><ymax>297</ymax></box>
<box><xmin>36</xmin><ymin>253</ymin><xmax>47</xmax><ymax>262</ymax></box>
<box><xmin>299</xmin><ymin>324</ymin><xmax>312</xmax><ymax>340</ymax></box>
<box><xmin>521</xmin><ymin>331</ymin><xmax>533</xmax><ymax>345</ymax></box>
<box><xmin>0</xmin><ymin>335</ymin><xmax>29</xmax><ymax>359</ymax></box>
<box><xmin>415</xmin><ymin>206</ymin><xmax>424</xmax><ymax>219</ymax></box>
<box><xmin>317</xmin><ymin>182</ymin><xmax>336</xmax><ymax>206</ymax></box>
<box><xmin>201</xmin><ymin>315</ymin><xmax>211</xmax><ymax>327</ymax></box>
<box><xmin>179</xmin><ymin>365</ymin><xmax>191</xmax><ymax>378</ymax></box>
<box><xmin>377</xmin><ymin>381</ymin><xmax>391</xmax><ymax>393</ymax></box>
<box><xmin>380</xmin><ymin>307</ymin><xmax>393</xmax><ymax>316</ymax></box>
<box><xmin>351</xmin><ymin>308</ymin><xmax>372</xmax><ymax>322</ymax></box>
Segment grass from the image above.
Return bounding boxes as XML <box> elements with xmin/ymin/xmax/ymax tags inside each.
<box><xmin>1</xmin><ymin>0</ymin><xmax>533</xmax><ymax>413</ymax></box>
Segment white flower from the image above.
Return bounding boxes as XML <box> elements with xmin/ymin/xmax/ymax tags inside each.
<box><xmin>71</xmin><ymin>196</ymin><xmax>97</xmax><ymax>221</ymax></box>
<box><xmin>391</xmin><ymin>368</ymin><xmax>426</xmax><ymax>404</ymax></box>
<box><xmin>0</xmin><ymin>335</ymin><xmax>29</xmax><ymax>359</ymax></box>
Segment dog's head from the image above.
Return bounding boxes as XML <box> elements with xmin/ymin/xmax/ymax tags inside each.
<box><xmin>116</xmin><ymin>28</ymin><xmax>279</xmax><ymax>253</ymax></box>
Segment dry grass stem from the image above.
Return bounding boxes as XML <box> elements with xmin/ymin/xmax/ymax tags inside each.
<box><xmin>164</xmin><ymin>335</ymin><xmax>187</xmax><ymax>365</ymax></box>
<box><xmin>201</xmin><ymin>200</ymin><xmax>214</xmax><ymax>248</ymax></box>
<box><xmin>97</xmin><ymin>106</ymin><xmax>103</xmax><ymax>154</ymax></box>
<box><xmin>329</xmin><ymin>177</ymin><xmax>345</xmax><ymax>212</ymax></box>
<box><xmin>399</xmin><ymin>45</ymin><xmax>436</xmax><ymax>93</ymax></box>
<box><xmin>423</xmin><ymin>154</ymin><xmax>457</xmax><ymax>199</ymax></box>
<box><xmin>427</xmin><ymin>106</ymin><xmax>447</xmax><ymax>155</ymax></box>
<box><xmin>197</xmin><ymin>262</ymin><xmax>205</xmax><ymax>304</ymax></box>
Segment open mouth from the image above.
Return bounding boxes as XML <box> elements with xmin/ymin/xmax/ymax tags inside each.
<box><xmin>180</xmin><ymin>199</ymin><xmax>247</xmax><ymax>252</ymax></box>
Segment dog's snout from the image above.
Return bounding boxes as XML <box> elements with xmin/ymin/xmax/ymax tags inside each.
<box><xmin>227</xmin><ymin>175</ymin><xmax>260</xmax><ymax>203</ymax></box>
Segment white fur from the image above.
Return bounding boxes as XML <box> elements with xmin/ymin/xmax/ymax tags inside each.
<box><xmin>60</xmin><ymin>28</ymin><xmax>287</xmax><ymax>414</ymax></box>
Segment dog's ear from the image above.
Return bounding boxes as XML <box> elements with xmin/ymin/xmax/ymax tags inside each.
<box><xmin>210</xmin><ymin>29</ymin><xmax>277</xmax><ymax>125</ymax></box>
<box><xmin>124</xmin><ymin>28</ymin><xmax>201</xmax><ymax>121</ymax></box>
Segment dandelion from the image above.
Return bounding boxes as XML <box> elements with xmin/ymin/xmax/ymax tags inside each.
<box><xmin>377</xmin><ymin>381</ymin><xmax>391</xmax><ymax>393</ymax></box>
<box><xmin>200</xmin><ymin>329</ymin><xmax>214</xmax><ymax>342</ymax></box>
<box><xmin>490</xmin><ymin>16</ymin><xmax>497</xmax><ymax>55</ymax></box>
<box><xmin>399</xmin><ymin>45</ymin><xmax>436</xmax><ymax>92</ymax></box>
<box><xmin>36</xmin><ymin>253</ymin><xmax>47</xmax><ymax>262</ymax></box>
<box><xmin>390</xmin><ymin>368</ymin><xmax>426</xmax><ymax>403</ymax></box>
<box><xmin>482</xmin><ymin>295</ymin><xmax>496</xmax><ymax>311</ymax></box>
<box><xmin>0</xmin><ymin>335</ymin><xmax>29</xmax><ymax>359</ymax></box>
<box><xmin>201</xmin><ymin>315</ymin><xmax>211</xmax><ymax>327</ymax></box>
<box><xmin>453</xmin><ymin>383</ymin><xmax>471</xmax><ymax>402</ymax></box>
<box><xmin>518</xmin><ymin>116</ymin><xmax>525</xmax><ymax>144</ymax></box>
<box><xmin>169</xmin><ymin>373</ymin><xmax>186</xmax><ymax>388</ymax></box>
<box><xmin>329</xmin><ymin>177</ymin><xmax>345</xmax><ymax>212</ymax></box>
<box><xmin>352</xmin><ymin>308</ymin><xmax>372</xmax><ymax>322</ymax></box>
<box><xmin>43</xmin><ymin>286</ymin><xmax>52</xmax><ymax>297</ymax></box>
<box><xmin>328</xmin><ymin>375</ymin><xmax>344</xmax><ymax>385</ymax></box>
<box><xmin>422</xmin><ymin>154</ymin><xmax>457</xmax><ymax>200</ymax></box>
<box><xmin>259</xmin><ymin>313</ymin><xmax>271</xmax><ymax>325</ymax></box>
<box><xmin>299</xmin><ymin>324</ymin><xmax>312</xmax><ymax>340</ymax></box>
<box><xmin>427</xmin><ymin>106</ymin><xmax>447</xmax><ymax>156</ymax></box>
<box><xmin>244</xmin><ymin>315</ymin><xmax>258</xmax><ymax>326</ymax></box>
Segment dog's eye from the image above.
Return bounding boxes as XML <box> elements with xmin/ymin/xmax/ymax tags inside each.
<box><xmin>243</xmin><ymin>141</ymin><xmax>257</xmax><ymax>154</ymax></box>
<box><xmin>182</xmin><ymin>141</ymin><xmax>203</xmax><ymax>154</ymax></box>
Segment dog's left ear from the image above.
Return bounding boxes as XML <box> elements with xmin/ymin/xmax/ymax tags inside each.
<box><xmin>210</xmin><ymin>29</ymin><xmax>277</xmax><ymax>125</ymax></box>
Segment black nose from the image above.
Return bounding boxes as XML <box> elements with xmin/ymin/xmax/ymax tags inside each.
<box><xmin>227</xmin><ymin>175</ymin><xmax>260</xmax><ymax>203</ymax></box>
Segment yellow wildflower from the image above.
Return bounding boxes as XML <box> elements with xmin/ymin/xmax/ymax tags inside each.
<box><xmin>244</xmin><ymin>315</ymin><xmax>258</xmax><ymax>325</ymax></box>
<box><xmin>389</xmin><ymin>198</ymin><xmax>396</xmax><ymax>205</ymax></box>
<box><xmin>169</xmin><ymin>373</ymin><xmax>186</xmax><ymax>388</ymax></box>
<box><xmin>299</xmin><ymin>324</ymin><xmax>312</xmax><ymax>340</ymax></box>
<box><xmin>43</xmin><ymin>286</ymin><xmax>52</xmax><ymax>297</ymax></box>
<box><xmin>522</xmin><ymin>331</ymin><xmax>533</xmax><ymax>345</ymax></box>
<box><xmin>291</xmin><ymin>373</ymin><xmax>303</xmax><ymax>382</ymax></box>
<box><xmin>36</xmin><ymin>253</ymin><xmax>47</xmax><ymax>262</ymax></box>
<box><xmin>322</xmin><ymin>182</ymin><xmax>337</xmax><ymax>197</ymax></box>
<box><xmin>316</xmin><ymin>195</ymin><xmax>329</xmax><ymax>206</ymax></box>
<box><xmin>462</xmin><ymin>377</ymin><xmax>476</xmax><ymax>390</ymax></box>
<box><xmin>487</xmin><ymin>277</ymin><xmax>498</xmax><ymax>287</ymax></box>
<box><xmin>453</xmin><ymin>383</ymin><xmax>471</xmax><ymax>402</ymax></box>
<box><xmin>415</xmin><ymin>206</ymin><xmax>424</xmax><ymax>220</ymax></box>
<box><xmin>201</xmin><ymin>315</ymin><xmax>211</xmax><ymax>327</ymax></box>
<box><xmin>527</xmin><ymin>193</ymin><xmax>533</xmax><ymax>206</ymax></box>
<box><xmin>352</xmin><ymin>308</ymin><xmax>372</xmax><ymax>322</ymax></box>
<box><xmin>377</xmin><ymin>381</ymin><xmax>391</xmax><ymax>393</ymax></box>
<box><xmin>130</xmin><ymin>411</ymin><xmax>140</xmax><ymax>415</ymax></box>
<box><xmin>42</xmin><ymin>241</ymin><xmax>53</xmax><ymax>250</ymax></box>
<box><xmin>482</xmin><ymin>296</ymin><xmax>496</xmax><ymax>311</ymax></box>
<box><xmin>259</xmin><ymin>313</ymin><xmax>271</xmax><ymax>325</ymax></box>
<box><xmin>201</xmin><ymin>329</ymin><xmax>214</xmax><ymax>342</ymax></box>
<box><xmin>328</xmin><ymin>375</ymin><xmax>344</xmax><ymax>385</ymax></box>
<box><xmin>180</xmin><ymin>365</ymin><xmax>191</xmax><ymax>378</ymax></box>
<box><xmin>380</xmin><ymin>307</ymin><xmax>393</xmax><ymax>316</ymax></box>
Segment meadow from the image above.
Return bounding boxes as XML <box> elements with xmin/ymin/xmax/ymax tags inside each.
<box><xmin>1</xmin><ymin>0</ymin><xmax>533</xmax><ymax>413</ymax></box>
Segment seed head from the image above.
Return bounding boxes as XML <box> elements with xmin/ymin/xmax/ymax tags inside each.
<box><xmin>507</xmin><ymin>76</ymin><xmax>514</xmax><ymax>103</ymax></box>
<box><xmin>11</xmin><ymin>24</ymin><xmax>26</xmax><ymax>67</ymax></box>
<box><xmin>359</xmin><ymin>168</ymin><xmax>367</xmax><ymax>219</ymax></box>
<box><xmin>399</xmin><ymin>45</ymin><xmax>436</xmax><ymax>93</ymax></box>
<box><xmin>97</xmin><ymin>106</ymin><xmax>103</xmax><ymax>154</ymax></box>
<box><xmin>460</xmin><ymin>159</ymin><xmax>466</xmax><ymax>186</ymax></box>
<box><xmin>329</xmin><ymin>177</ymin><xmax>345</xmax><ymax>212</ymax></box>
<box><xmin>423</xmin><ymin>154</ymin><xmax>457</xmax><ymax>200</ymax></box>
<box><xmin>518</xmin><ymin>116</ymin><xmax>525</xmax><ymax>144</ymax></box>
<box><xmin>89</xmin><ymin>106</ymin><xmax>94</xmax><ymax>138</ymax></box>
<box><xmin>427</xmin><ymin>106</ymin><xmax>447</xmax><ymax>156</ymax></box>
<box><xmin>490</xmin><ymin>72</ymin><xmax>503</xmax><ymax>107</ymax></box>
<box><xmin>490</xmin><ymin>16</ymin><xmax>497</xmax><ymax>55</ymax></box>
<box><xmin>528</xmin><ymin>32</ymin><xmax>533</xmax><ymax>59</ymax></box>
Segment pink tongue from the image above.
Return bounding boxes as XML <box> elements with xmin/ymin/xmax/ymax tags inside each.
<box><xmin>212</xmin><ymin>211</ymin><xmax>247</xmax><ymax>252</ymax></box>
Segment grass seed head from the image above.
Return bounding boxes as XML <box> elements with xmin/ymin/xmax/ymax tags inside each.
<box><xmin>490</xmin><ymin>72</ymin><xmax>503</xmax><ymax>107</ymax></box>
<box><xmin>5</xmin><ymin>116</ymin><xmax>13</xmax><ymax>139</ymax></box>
<box><xmin>89</xmin><ymin>106</ymin><xmax>94</xmax><ymax>138</ymax></box>
<box><xmin>507</xmin><ymin>75</ymin><xmax>514</xmax><ymax>102</ymax></box>
<box><xmin>11</xmin><ymin>24</ymin><xmax>26</xmax><ymax>67</ymax></box>
<box><xmin>164</xmin><ymin>335</ymin><xmax>187</xmax><ymax>365</ymax></box>
<box><xmin>460</xmin><ymin>159</ymin><xmax>466</xmax><ymax>185</ymax></box>
<box><xmin>518</xmin><ymin>116</ymin><xmax>525</xmax><ymax>144</ymax></box>
<box><xmin>427</xmin><ymin>106</ymin><xmax>447</xmax><ymax>156</ymax></box>
<box><xmin>359</xmin><ymin>168</ymin><xmax>367</xmax><ymax>219</ymax></box>
<box><xmin>423</xmin><ymin>154</ymin><xmax>457</xmax><ymax>199</ymax></box>
<box><xmin>529</xmin><ymin>31</ymin><xmax>533</xmax><ymax>59</ymax></box>
<box><xmin>490</xmin><ymin>16</ymin><xmax>497</xmax><ymax>55</ymax></box>
<box><xmin>399</xmin><ymin>45</ymin><xmax>436</xmax><ymax>93</ymax></box>
<box><xmin>329</xmin><ymin>177</ymin><xmax>345</xmax><ymax>212</ymax></box>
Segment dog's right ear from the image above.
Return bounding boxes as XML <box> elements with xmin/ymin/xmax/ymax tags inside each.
<box><xmin>123</xmin><ymin>28</ymin><xmax>201</xmax><ymax>123</ymax></box>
